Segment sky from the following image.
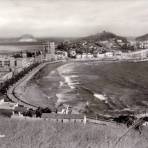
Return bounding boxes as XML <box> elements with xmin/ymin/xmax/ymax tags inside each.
<box><xmin>0</xmin><ymin>0</ymin><xmax>148</xmax><ymax>37</ymax></box>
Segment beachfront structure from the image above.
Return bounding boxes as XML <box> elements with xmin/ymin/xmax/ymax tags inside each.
<box><xmin>0</xmin><ymin>100</ymin><xmax>18</xmax><ymax>110</ymax></box>
<box><xmin>138</xmin><ymin>41</ymin><xmax>148</xmax><ymax>49</ymax></box>
<box><xmin>122</xmin><ymin>49</ymin><xmax>148</xmax><ymax>60</ymax></box>
<box><xmin>96</xmin><ymin>52</ymin><xmax>114</xmax><ymax>59</ymax></box>
<box><xmin>97</xmin><ymin>53</ymin><xmax>105</xmax><ymax>59</ymax></box>
<box><xmin>105</xmin><ymin>52</ymin><xmax>113</xmax><ymax>57</ymax></box>
<box><xmin>95</xmin><ymin>49</ymin><xmax>148</xmax><ymax>60</ymax></box>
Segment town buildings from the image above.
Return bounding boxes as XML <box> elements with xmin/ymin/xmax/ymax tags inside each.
<box><xmin>138</xmin><ymin>40</ymin><xmax>148</xmax><ymax>49</ymax></box>
<box><xmin>0</xmin><ymin>35</ymin><xmax>56</xmax><ymax>82</ymax></box>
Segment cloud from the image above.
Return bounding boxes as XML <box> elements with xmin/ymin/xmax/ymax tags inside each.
<box><xmin>0</xmin><ymin>0</ymin><xmax>147</xmax><ymax>37</ymax></box>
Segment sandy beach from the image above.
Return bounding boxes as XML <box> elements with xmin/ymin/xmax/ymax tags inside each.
<box><xmin>14</xmin><ymin>62</ymin><xmax>64</xmax><ymax>110</ymax></box>
<box><xmin>13</xmin><ymin>60</ymin><xmax>148</xmax><ymax>117</ymax></box>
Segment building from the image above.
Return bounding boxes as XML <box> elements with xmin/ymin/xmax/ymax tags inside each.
<box><xmin>0</xmin><ymin>55</ymin><xmax>15</xmax><ymax>71</ymax></box>
<box><xmin>105</xmin><ymin>52</ymin><xmax>114</xmax><ymax>57</ymax></box>
<box><xmin>97</xmin><ymin>53</ymin><xmax>105</xmax><ymax>59</ymax></box>
<box><xmin>49</xmin><ymin>42</ymin><xmax>55</xmax><ymax>55</ymax></box>
<box><xmin>0</xmin><ymin>35</ymin><xmax>56</xmax><ymax>72</ymax></box>
<box><xmin>0</xmin><ymin>71</ymin><xmax>13</xmax><ymax>83</ymax></box>
<box><xmin>138</xmin><ymin>40</ymin><xmax>148</xmax><ymax>49</ymax></box>
<box><xmin>121</xmin><ymin>49</ymin><xmax>148</xmax><ymax>60</ymax></box>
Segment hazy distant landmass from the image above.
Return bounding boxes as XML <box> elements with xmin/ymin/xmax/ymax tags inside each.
<box><xmin>0</xmin><ymin>31</ymin><xmax>147</xmax><ymax>54</ymax></box>
<box><xmin>79</xmin><ymin>31</ymin><xmax>127</xmax><ymax>42</ymax></box>
<box><xmin>0</xmin><ymin>31</ymin><xmax>129</xmax><ymax>44</ymax></box>
<box><xmin>136</xmin><ymin>33</ymin><xmax>148</xmax><ymax>41</ymax></box>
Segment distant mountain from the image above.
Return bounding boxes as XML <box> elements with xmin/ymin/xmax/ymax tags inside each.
<box><xmin>136</xmin><ymin>34</ymin><xmax>148</xmax><ymax>41</ymax></box>
<box><xmin>79</xmin><ymin>31</ymin><xmax>127</xmax><ymax>42</ymax></box>
<box><xmin>0</xmin><ymin>34</ymin><xmax>38</xmax><ymax>44</ymax></box>
<box><xmin>18</xmin><ymin>34</ymin><xmax>37</xmax><ymax>42</ymax></box>
<box><xmin>70</xmin><ymin>31</ymin><xmax>130</xmax><ymax>52</ymax></box>
<box><xmin>0</xmin><ymin>32</ymin><xmax>127</xmax><ymax>44</ymax></box>
<box><xmin>0</xmin><ymin>35</ymin><xmax>69</xmax><ymax>44</ymax></box>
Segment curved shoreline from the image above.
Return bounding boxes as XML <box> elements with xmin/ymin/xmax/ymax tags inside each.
<box><xmin>7</xmin><ymin>60</ymin><xmax>65</xmax><ymax>109</ymax></box>
<box><xmin>6</xmin><ymin>60</ymin><xmax>148</xmax><ymax>120</ymax></box>
<box><xmin>7</xmin><ymin>60</ymin><xmax>148</xmax><ymax>116</ymax></box>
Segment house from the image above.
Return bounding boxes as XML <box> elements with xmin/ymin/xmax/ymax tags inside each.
<box><xmin>0</xmin><ymin>100</ymin><xmax>18</xmax><ymax>110</ymax></box>
<box><xmin>0</xmin><ymin>100</ymin><xmax>19</xmax><ymax>117</ymax></box>
<box><xmin>97</xmin><ymin>53</ymin><xmax>105</xmax><ymax>59</ymax></box>
<box><xmin>138</xmin><ymin>40</ymin><xmax>148</xmax><ymax>49</ymax></box>
<box><xmin>13</xmin><ymin>106</ymin><xmax>28</xmax><ymax>115</ymax></box>
<box><xmin>0</xmin><ymin>55</ymin><xmax>15</xmax><ymax>71</ymax></box>
<box><xmin>57</xmin><ymin>104</ymin><xmax>72</xmax><ymax>114</ymax></box>
<box><xmin>105</xmin><ymin>52</ymin><xmax>113</xmax><ymax>57</ymax></box>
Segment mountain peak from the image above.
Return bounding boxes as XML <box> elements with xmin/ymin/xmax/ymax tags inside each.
<box><xmin>18</xmin><ymin>34</ymin><xmax>37</xmax><ymax>42</ymax></box>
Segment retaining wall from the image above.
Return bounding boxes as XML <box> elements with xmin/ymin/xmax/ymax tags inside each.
<box><xmin>7</xmin><ymin>60</ymin><xmax>65</xmax><ymax>109</ymax></box>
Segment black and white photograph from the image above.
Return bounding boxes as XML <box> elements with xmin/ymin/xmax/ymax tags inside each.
<box><xmin>0</xmin><ymin>0</ymin><xmax>148</xmax><ymax>148</ymax></box>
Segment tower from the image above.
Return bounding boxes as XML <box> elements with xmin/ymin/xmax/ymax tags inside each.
<box><xmin>49</xmin><ymin>42</ymin><xmax>55</xmax><ymax>55</ymax></box>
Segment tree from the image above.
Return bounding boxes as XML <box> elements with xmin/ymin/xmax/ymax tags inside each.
<box><xmin>35</xmin><ymin>107</ymin><xmax>42</xmax><ymax>118</ymax></box>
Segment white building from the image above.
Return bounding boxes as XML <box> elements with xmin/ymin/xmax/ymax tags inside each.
<box><xmin>15</xmin><ymin>57</ymin><xmax>35</xmax><ymax>69</ymax></box>
<box><xmin>138</xmin><ymin>40</ymin><xmax>148</xmax><ymax>49</ymax></box>
<box><xmin>76</xmin><ymin>54</ymin><xmax>82</xmax><ymax>59</ymax></box>
<box><xmin>105</xmin><ymin>52</ymin><xmax>114</xmax><ymax>57</ymax></box>
<box><xmin>97</xmin><ymin>53</ymin><xmax>105</xmax><ymax>59</ymax></box>
<box><xmin>50</xmin><ymin>42</ymin><xmax>55</xmax><ymax>55</ymax></box>
<box><xmin>0</xmin><ymin>55</ymin><xmax>15</xmax><ymax>71</ymax></box>
<box><xmin>122</xmin><ymin>49</ymin><xmax>148</xmax><ymax>60</ymax></box>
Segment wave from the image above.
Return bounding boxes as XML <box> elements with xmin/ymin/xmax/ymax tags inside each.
<box><xmin>93</xmin><ymin>93</ymin><xmax>107</xmax><ymax>102</ymax></box>
<box><xmin>56</xmin><ymin>93</ymin><xmax>66</xmax><ymax>106</ymax></box>
<box><xmin>62</xmin><ymin>75</ymin><xmax>80</xmax><ymax>89</ymax></box>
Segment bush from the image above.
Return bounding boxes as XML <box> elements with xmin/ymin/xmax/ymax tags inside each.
<box><xmin>113</xmin><ymin>115</ymin><xmax>136</xmax><ymax>127</ymax></box>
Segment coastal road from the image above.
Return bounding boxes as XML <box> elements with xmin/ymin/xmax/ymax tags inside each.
<box><xmin>7</xmin><ymin>60</ymin><xmax>65</xmax><ymax>109</ymax></box>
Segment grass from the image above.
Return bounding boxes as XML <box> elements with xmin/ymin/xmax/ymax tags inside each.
<box><xmin>0</xmin><ymin>117</ymin><xmax>148</xmax><ymax>148</ymax></box>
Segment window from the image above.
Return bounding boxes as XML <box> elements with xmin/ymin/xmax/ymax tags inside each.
<box><xmin>15</xmin><ymin>60</ymin><xmax>17</xmax><ymax>66</ymax></box>
<box><xmin>4</xmin><ymin>61</ymin><xmax>10</xmax><ymax>67</ymax></box>
<box><xmin>0</xmin><ymin>61</ymin><xmax>2</xmax><ymax>67</ymax></box>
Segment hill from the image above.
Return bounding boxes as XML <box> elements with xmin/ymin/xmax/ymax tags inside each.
<box><xmin>80</xmin><ymin>31</ymin><xmax>127</xmax><ymax>42</ymax></box>
<box><xmin>68</xmin><ymin>31</ymin><xmax>130</xmax><ymax>53</ymax></box>
<box><xmin>136</xmin><ymin>34</ymin><xmax>148</xmax><ymax>41</ymax></box>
